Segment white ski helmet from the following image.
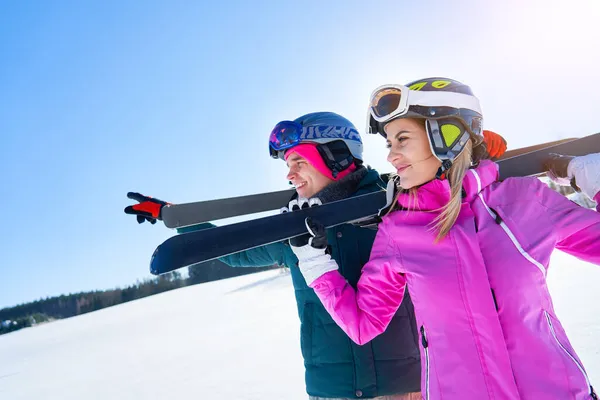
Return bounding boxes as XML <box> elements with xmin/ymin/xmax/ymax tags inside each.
<box><xmin>367</xmin><ymin>77</ymin><xmax>483</xmax><ymax>173</ymax></box>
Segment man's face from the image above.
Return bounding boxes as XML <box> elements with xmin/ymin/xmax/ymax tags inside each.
<box><xmin>286</xmin><ymin>153</ymin><xmax>334</xmax><ymax>198</ymax></box>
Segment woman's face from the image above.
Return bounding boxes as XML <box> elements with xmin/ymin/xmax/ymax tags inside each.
<box><xmin>385</xmin><ymin>118</ymin><xmax>442</xmax><ymax>189</ymax></box>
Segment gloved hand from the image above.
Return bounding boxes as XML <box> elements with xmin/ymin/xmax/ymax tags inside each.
<box><xmin>281</xmin><ymin>197</ymin><xmax>324</xmax><ymax>247</ymax></box>
<box><xmin>280</xmin><ymin>197</ymin><xmax>322</xmax><ymax>214</ymax></box>
<box><xmin>289</xmin><ymin>217</ymin><xmax>339</xmax><ymax>285</ymax></box>
<box><xmin>124</xmin><ymin>192</ymin><xmax>171</xmax><ymax>224</ymax></box>
<box><xmin>482</xmin><ymin>130</ymin><xmax>508</xmax><ymax>160</ymax></box>
<box><xmin>290</xmin><ymin>216</ymin><xmax>329</xmax><ymax>249</ymax></box>
<box><xmin>546</xmin><ymin>153</ymin><xmax>600</xmax><ymax>200</ymax></box>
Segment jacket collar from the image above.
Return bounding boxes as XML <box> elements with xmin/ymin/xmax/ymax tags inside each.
<box><xmin>357</xmin><ymin>166</ymin><xmax>385</xmax><ymax>190</ymax></box>
<box><xmin>462</xmin><ymin>160</ymin><xmax>499</xmax><ymax>201</ymax></box>
<box><xmin>395</xmin><ymin>160</ymin><xmax>499</xmax><ymax>211</ymax></box>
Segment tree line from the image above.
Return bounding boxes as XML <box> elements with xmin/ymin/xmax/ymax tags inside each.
<box><xmin>1</xmin><ymin>260</ymin><xmax>278</xmax><ymax>335</ymax></box>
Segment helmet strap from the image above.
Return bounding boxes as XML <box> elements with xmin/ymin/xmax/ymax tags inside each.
<box><xmin>436</xmin><ymin>160</ymin><xmax>453</xmax><ymax>179</ymax></box>
<box><xmin>426</xmin><ymin>119</ymin><xmax>470</xmax><ymax>179</ymax></box>
<box><xmin>316</xmin><ymin>141</ymin><xmax>355</xmax><ymax>179</ymax></box>
<box><xmin>426</xmin><ymin>119</ymin><xmax>470</xmax><ymax>157</ymax></box>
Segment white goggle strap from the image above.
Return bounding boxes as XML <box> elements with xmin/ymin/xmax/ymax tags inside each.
<box><xmin>409</xmin><ymin>90</ymin><xmax>482</xmax><ymax>114</ymax></box>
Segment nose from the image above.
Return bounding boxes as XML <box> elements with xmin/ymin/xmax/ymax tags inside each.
<box><xmin>387</xmin><ymin>146</ymin><xmax>401</xmax><ymax>166</ymax></box>
<box><xmin>286</xmin><ymin>165</ymin><xmax>297</xmax><ymax>181</ymax></box>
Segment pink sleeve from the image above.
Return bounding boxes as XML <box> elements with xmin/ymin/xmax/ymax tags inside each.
<box><xmin>595</xmin><ymin>192</ymin><xmax>600</xmax><ymax>212</ymax></box>
<box><xmin>308</xmin><ymin>221</ymin><xmax>407</xmax><ymax>345</ymax></box>
<box><xmin>537</xmin><ymin>180</ymin><xmax>600</xmax><ymax>264</ymax></box>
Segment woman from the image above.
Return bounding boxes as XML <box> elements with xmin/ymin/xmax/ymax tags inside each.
<box><xmin>290</xmin><ymin>78</ymin><xmax>600</xmax><ymax>399</ymax></box>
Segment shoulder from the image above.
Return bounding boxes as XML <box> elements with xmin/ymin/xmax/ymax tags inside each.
<box><xmin>484</xmin><ymin>176</ymin><xmax>577</xmax><ymax>215</ymax></box>
<box><xmin>354</xmin><ymin>168</ymin><xmax>385</xmax><ymax>194</ymax></box>
<box><xmin>484</xmin><ymin>176</ymin><xmax>548</xmax><ymax>204</ymax></box>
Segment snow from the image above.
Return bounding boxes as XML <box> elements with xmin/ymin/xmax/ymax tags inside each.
<box><xmin>1</xmin><ymin>252</ymin><xmax>599</xmax><ymax>399</ymax></box>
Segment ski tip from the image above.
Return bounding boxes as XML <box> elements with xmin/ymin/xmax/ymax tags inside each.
<box><xmin>149</xmin><ymin>241</ymin><xmax>174</xmax><ymax>275</ymax></box>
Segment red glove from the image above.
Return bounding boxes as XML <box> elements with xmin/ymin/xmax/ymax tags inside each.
<box><xmin>482</xmin><ymin>130</ymin><xmax>508</xmax><ymax>160</ymax></box>
<box><xmin>124</xmin><ymin>192</ymin><xmax>171</xmax><ymax>224</ymax></box>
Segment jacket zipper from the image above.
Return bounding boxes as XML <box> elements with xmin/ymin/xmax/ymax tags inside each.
<box><xmin>491</xmin><ymin>289</ymin><xmax>499</xmax><ymax>311</ymax></box>
<box><xmin>545</xmin><ymin>311</ymin><xmax>597</xmax><ymax>398</ymax></box>
<box><xmin>421</xmin><ymin>325</ymin><xmax>430</xmax><ymax>400</ymax></box>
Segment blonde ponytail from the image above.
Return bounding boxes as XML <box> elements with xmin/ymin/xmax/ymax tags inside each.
<box><xmin>432</xmin><ymin>140</ymin><xmax>473</xmax><ymax>241</ymax></box>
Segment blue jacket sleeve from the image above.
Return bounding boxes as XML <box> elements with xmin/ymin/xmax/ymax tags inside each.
<box><xmin>176</xmin><ymin>223</ymin><xmax>291</xmax><ymax>268</ymax></box>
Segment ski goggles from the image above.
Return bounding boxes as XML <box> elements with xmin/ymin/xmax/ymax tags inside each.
<box><xmin>269</xmin><ymin>120</ymin><xmax>305</xmax><ymax>155</ymax></box>
<box><xmin>367</xmin><ymin>85</ymin><xmax>483</xmax><ymax>137</ymax></box>
<box><xmin>269</xmin><ymin>120</ymin><xmax>360</xmax><ymax>159</ymax></box>
<box><xmin>369</xmin><ymin>84</ymin><xmax>483</xmax><ymax>122</ymax></box>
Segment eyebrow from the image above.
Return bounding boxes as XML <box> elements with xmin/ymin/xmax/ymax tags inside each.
<box><xmin>386</xmin><ymin>129</ymin><xmax>411</xmax><ymax>139</ymax></box>
<box><xmin>393</xmin><ymin>129</ymin><xmax>410</xmax><ymax>136</ymax></box>
<box><xmin>286</xmin><ymin>154</ymin><xmax>304</xmax><ymax>167</ymax></box>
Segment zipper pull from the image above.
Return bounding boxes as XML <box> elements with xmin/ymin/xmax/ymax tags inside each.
<box><xmin>420</xmin><ymin>325</ymin><xmax>429</xmax><ymax>348</ymax></box>
<box><xmin>490</xmin><ymin>207</ymin><xmax>502</xmax><ymax>224</ymax></box>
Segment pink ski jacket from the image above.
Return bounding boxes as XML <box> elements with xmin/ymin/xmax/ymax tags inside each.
<box><xmin>309</xmin><ymin>160</ymin><xmax>600</xmax><ymax>399</ymax></box>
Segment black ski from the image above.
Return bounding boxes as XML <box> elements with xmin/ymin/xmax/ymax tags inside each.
<box><xmin>161</xmin><ymin>137</ymin><xmax>578</xmax><ymax>228</ymax></box>
<box><xmin>161</xmin><ymin>189</ymin><xmax>294</xmax><ymax>228</ymax></box>
<box><xmin>150</xmin><ymin>133</ymin><xmax>600</xmax><ymax>275</ymax></box>
<box><xmin>151</xmin><ymin>190</ymin><xmax>386</xmax><ymax>275</ymax></box>
<box><xmin>498</xmin><ymin>133</ymin><xmax>598</xmax><ymax>179</ymax></box>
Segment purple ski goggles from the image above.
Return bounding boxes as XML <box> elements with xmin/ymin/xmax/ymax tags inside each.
<box><xmin>269</xmin><ymin>120</ymin><xmax>360</xmax><ymax>159</ymax></box>
<box><xmin>269</xmin><ymin>120</ymin><xmax>304</xmax><ymax>157</ymax></box>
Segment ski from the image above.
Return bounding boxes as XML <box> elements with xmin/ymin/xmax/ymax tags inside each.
<box><xmin>161</xmin><ymin>137</ymin><xmax>577</xmax><ymax>228</ymax></box>
<box><xmin>149</xmin><ymin>133</ymin><xmax>600</xmax><ymax>275</ymax></box>
<box><xmin>498</xmin><ymin>133</ymin><xmax>599</xmax><ymax>179</ymax></box>
<box><xmin>497</xmin><ymin>137</ymin><xmax>576</xmax><ymax>161</ymax></box>
<box><xmin>161</xmin><ymin>189</ymin><xmax>294</xmax><ymax>228</ymax></box>
<box><xmin>150</xmin><ymin>191</ymin><xmax>386</xmax><ymax>275</ymax></box>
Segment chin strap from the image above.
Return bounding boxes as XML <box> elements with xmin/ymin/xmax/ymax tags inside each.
<box><xmin>436</xmin><ymin>159</ymin><xmax>453</xmax><ymax>179</ymax></box>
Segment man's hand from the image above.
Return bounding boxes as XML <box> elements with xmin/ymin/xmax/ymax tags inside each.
<box><xmin>124</xmin><ymin>192</ymin><xmax>171</xmax><ymax>224</ymax></box>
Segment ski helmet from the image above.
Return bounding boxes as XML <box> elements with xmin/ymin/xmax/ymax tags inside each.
<box><xmin>269</xmin><ymin>112</ymin><xmax>363</xmax><ymax>178</ymax></box>
<box><xmin>367</xmin><ymin>77</ymin><xmax>483</xmax><ymax>173</ymax></box>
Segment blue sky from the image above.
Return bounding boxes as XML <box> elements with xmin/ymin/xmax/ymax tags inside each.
<box><xmin>1</xmin><ymin>0</ymin><xmax>599</xmax><ymax>308</ymax></box>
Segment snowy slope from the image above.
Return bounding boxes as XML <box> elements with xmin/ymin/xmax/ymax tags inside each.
<box><xmin>1</xmin><ymin>251</ymin><xmax>599</xmax><ymax>400</ymax></box>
